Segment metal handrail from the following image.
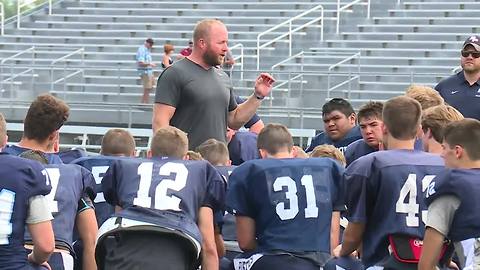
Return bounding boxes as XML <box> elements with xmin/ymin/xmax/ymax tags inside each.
<box><xmin>271</xmin><ymin>51</ymin><xmax>305</xmax><ymax>71</ymax></box>
<box><xmin>328</xmin><ymin>52</ymin><xmax>361</xmax><ymax>72</ymax></box>
<box><xmin>0</xmin><ymin>46</ymin><xmax>36</xmax><ymax>65</ymax></box>
<box><xmin>336</xmin><ymin>0</ymin><xmax>371</xmax><ymax>34</ymax></box>
<box><xmin>18</xmin><ymin>0</ymin><xmax>53</xmax><ymax>28</ymax></box>
<box><xmin>329</xmin><ymin>75</ymin><xmax>359</xmax><ymax>91</ymax></box>
<box><xmin>0</xmin><ymin>46</ymin><xmax>36</xmax><ymax>92</ymax></box>
<box><xmin>50</xmin><ymin>48</ymin><xmax>85</xmax><ymax>92</ymax></box>
<box><xmin>51</xmin><ymin>48</ymin><xmax>85</xmax><ymax>66</ymax></box>
<box><xmin>229</xmin><ymin>43</ymin><xmax>244</xmax><ymax>80</ymax></box>
<box><xmin>327</xmin><ymin>52</ymin><xmax>361</xmax><ymax>98</ymax></box>
<box><xmin>256</xmin><ymin>4</ymin><xmax>324</xmax><ymax>70</ymax></box>
<box><xmin>0</xmin><ymin>3</ymin><xmax>4</xmax><ymax>36</ymax></box>
<box><xmin>271</xmin><ymin>50</ymin><xmax>363</xmax><ymax>71</ymax></box>
<box><xmin>1</xmin><ymin>68</ymin><xmax>36</xmax><ymax>83</ymax></box>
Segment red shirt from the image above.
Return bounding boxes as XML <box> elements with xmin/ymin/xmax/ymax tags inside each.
<box><xmin>180</xmin><ymin>47</ymin><xmax>192</xmax><ymax>56</ymax></box>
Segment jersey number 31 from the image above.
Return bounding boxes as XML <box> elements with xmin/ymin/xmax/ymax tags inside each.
<box><xmin>274</xmin><ymin>175</ymin><xmax>319</xmax><ymax>221</ymax></box>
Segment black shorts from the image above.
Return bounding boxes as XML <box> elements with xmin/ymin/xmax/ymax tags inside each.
<box><xmin>98</xmin><ymin>230</ymin><xmax>198</xmax><ymax>270</ymax></box>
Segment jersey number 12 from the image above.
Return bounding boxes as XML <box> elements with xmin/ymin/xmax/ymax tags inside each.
<box><xmin>133</xmin><ymin>162</ymin><xmax>188</xmax><ymax>211</ymax></box>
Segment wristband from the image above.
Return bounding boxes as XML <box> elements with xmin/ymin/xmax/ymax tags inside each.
<box><xmin>254</xmin><ymin>93</ymin><xmax>265</xmax><ymax>100</ymax></box>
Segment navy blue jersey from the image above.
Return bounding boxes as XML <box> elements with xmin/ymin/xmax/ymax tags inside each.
<box><xmin>426</xmin><ymin>169</ymin><xmax>480</xmax><ymax>242</ymax></box>
<box><xmin>58</xmin><ymin>149</ymin><xmax>87</xmax><ymax>164</ymax></box>
<box><xmin>0</xmin><ymin>153</ymin><xmax>51</xmax><ymax>269</ymax></box>
<box><xmin>344</xmin><ymin>150</ymin><xmax>445</xmax><ymax>267</ymax></box>
<box><xmin>3</xmin><ymin>145</ymin><xmax>64</xmax><ymax>164</ymax></box>
<box><xmin>102</xmin><ymin>157</ymin><xmax>226</xmax><ymax>244</ymax></box>
<box><xmin>235</xmin><ymin>96</ymin><xmax>261</xmax><ymax>128</ymax></box>
<box><xmin>215</xmin><ymin>165</ymin><xmax>237</xmax><ymax>241</ymax></box>
<box><xmin>345</xmin><ymin>139</ymin><xmax>377</xmax><ymax>167</ymax></box>
<box><xmin>228</xmin><ymin>131</ymin><xmax>259</xmax><ymax>166</ymax></box>
<box><xmin>305</xmin><ymin>126</ymin><xmax>362</xmax><ymax>153</ymax></box>
<box><xmin>71</xmin><ymin>155</ymin><xmax>128</xmax><ymax>226</ymax></box>
<box><xmin>435</xmin><ymin>71</ymin><xmax>480</xmax><ymax>120</ymax></box>
<box><xmin>227</xmin><ymin>158</ymin><xmax>345</xmax><ymax>254</ymax></box>
<box><xmin>25</xmin><ymin>164</ymin><xmax>96</xmax><ymax>251</ymax></box>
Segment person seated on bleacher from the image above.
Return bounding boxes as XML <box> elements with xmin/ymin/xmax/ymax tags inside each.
<box><xmin>196</xmin><ymin>138</ymin><xmax>237</xmax><ymax>269</ymax></box>
<box><xmin>305</xmin><ymin>98</ymin><xmax>362</xmax><ymax>154</ymax></box>
<box><xmin>3</xmin><ymin>94</ymin><xmax>68</xmax><ymax>164</ymax></box>
<box><xmin>3</xmin><ymin>94</ymin><xmax>98</xmax><ymax>270</ymax></box>
<box><xmin>0</xmin><ymin>113</ymin><xmax>55</xmax><ymax>270</ymax></box>
<box><xmin>96</xmin><ymin>126</ymin><xmax>225</xmax><ymax>270</ymax></box>
<box><xmin>70</xmin><ymin>128</ymin><xmax>136</xmax><ymax>270</ymax></box>
<box><xmin>227</xmin><ymin>124</ymin><xmax>344</xmax><ymax>270</ymax></box>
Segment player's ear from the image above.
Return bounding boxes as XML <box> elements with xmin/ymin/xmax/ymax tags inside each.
<box><xmin>348</xmin><ymin>113</ymin><xmax>356</xmax><ymax>125</ymax></box>
<box><xmin>454</xmin><ymin>145</ymin><xmax>464</xmax><ymax>160</ymax></box>
<box><xmin>147</xmin><ymin>150</ymin><xmax>152</xmax><ymax>158</ymax></box>
<box><xmin>227</xmin><ymin>159</ymin><xmax>232</xmax><ymax>166</ymax></box>
<box><xmin>259</xmin><ymin>149</ymin><xmax>268</xmax><ymax>159</ymax></box>
<box><xmin>51</xmin><ymin>131</ymin><xmax>60</xmax><ymax>153</ymax></box>
<box><xmin>182</xmin><ymin>154</ymin><xmax>189</xmax><ymax>160</ymax></box>
<box><xmin>416</xmin><ymin>125</ymin><xmax>423</xmax><ymax>140</ymax></box>
<box><xmin>292</xmin><ymin>146</ymin><xmax>298</xmax><ymax>158</ymax></box>
<box><xmin>381</xmin><ymin>122</ymin><xmax>388</xmax><ymax>135</ymax></box>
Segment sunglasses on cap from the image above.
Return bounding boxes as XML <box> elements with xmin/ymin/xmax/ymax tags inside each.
<box><xmin>461</xmin><ymin>50</ymin><xmax>480</xmax><ymax>58</ymax></box>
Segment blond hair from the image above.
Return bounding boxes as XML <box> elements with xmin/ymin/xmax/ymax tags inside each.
<box><xmin>421</xmin><ymin>105</ymin><xmax>464</xmax><ymax>143</ymax></box>
<box><xmin>405</xmin><ymin>84</ymin><xmax>444</xmax><ymax>110</ymax></box>
<box><xmin>196</xmin><ymin>138</ymin><xmax>229</xmax><ymax>165</ymax></box>
<box><xmin>193</xmin><ymin>19</ymin><xmax>224</xmax><ymax>42</ymax></box>
<box><xmin>150</xmin><ymin>126</ymin><xmax>188</xmax><ymax>159</ymax></box>
<box><xmin>310</xmin><ymin>144</ymin><xmax>346</xmax><ymax>166</ymax></box>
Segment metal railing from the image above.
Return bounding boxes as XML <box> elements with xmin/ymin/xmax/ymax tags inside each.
<box><xmin>0</xmin><ymin>46</ymin><xmax>36</xmax><ymax>93</ymax></box>
<box><xmin>50</xmin><ymin>48</ymin><xmax>85</xmax><ymax>93</ymax></box>
<box><xmin>0</xmin><ymin>2</ymin><xmax>4</xmax><ymax>36</ymax></box>
<box><xmin>229</xmin><ymin>43</ymin><xmax>244</xmax><ymax>80</ymax></box>
<box><xmin>256</xmin><ymin>4</ymin><xmax>324</xmax><ymax>70</ymax></box>
<box><xmin>336</xmin><ymin>0</ymin><xmax>371</xmax><ymax>34</ymax></box>
<box><xmin>327</xmin><ymin>52</ymin><xmax>361</xmax><ymax>99</ymax></box>
<box><xmin>17</xmin><ymin>0</ymin><xmax>53</xmax><ymax>28</ymax></box>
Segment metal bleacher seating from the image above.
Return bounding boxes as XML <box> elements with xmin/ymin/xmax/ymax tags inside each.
<box><xmin>0</xmin><ymin>0</ymin><xmax>476</xmax><ymax>141</ymax></box>
<box><xmin>274</xmin><ymin>0</ymin><xmax>477</xmax><ymax>108</ymax></box>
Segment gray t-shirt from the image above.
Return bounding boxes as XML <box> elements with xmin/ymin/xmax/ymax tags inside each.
<box><xmin>155</xmin><ymin>58</ymin><xmax>237</xmax><ymax>150</ymax></box>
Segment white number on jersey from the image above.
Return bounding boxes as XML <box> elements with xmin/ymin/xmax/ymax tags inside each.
<box><xmin>133</xmin><ymin>162</ymin><xmax>188</xmax><ymax>211</ymax></box>
<box><xmin>91</xmin><ymin>166</ymin><xmax>109</xmax><ymax>203</ymax></box>
<box><xmin>395</xmin><ymin>174</ymin><xmax>436</xmax><ymax>227</ymax></box>
<box><xmin>42</xmin><ymin>168</ymin><xmax>61</xmax><ymax>214</ymax></box>
<box><xmin>0</xmin><ymin>189</ymin><xmax>15</xmax><ymax>245</ymax></box>
<box><xmin>273</xmin><ymin>175</ymin><xmax>319</xmax><ymax>220</ymax></box>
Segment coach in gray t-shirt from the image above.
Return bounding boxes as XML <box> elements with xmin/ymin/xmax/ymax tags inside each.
<box><xmin>153</xmin><ymin>19</ymin><xmax>275</xmax><ymax>150</ymax></box>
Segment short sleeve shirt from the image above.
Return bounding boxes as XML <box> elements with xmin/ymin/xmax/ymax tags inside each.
<box><xmin>155</xmin><ymin>58</ymin><xmax>237</xmax><ymax>150</ymax></box>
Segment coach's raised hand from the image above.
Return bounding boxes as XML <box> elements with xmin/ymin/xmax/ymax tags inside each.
<box><xmin>254</xmin><ymin>73</ymin><xmax>276</xmax><ymax>99</ymax></box>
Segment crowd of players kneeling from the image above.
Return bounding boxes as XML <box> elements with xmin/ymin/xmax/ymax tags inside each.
<box><xmin>0</xmin><ymin>90</ymin><xmax>479</xmax><ymax>270</ymax></box>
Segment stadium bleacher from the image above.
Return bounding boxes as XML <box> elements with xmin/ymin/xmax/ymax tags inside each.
<box><xmin>0</xmin><ymin>0</ymin><xmax>475</xmax><ymax>148</ymax></box>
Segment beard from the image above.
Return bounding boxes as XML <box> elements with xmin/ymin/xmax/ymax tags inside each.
<box><xmin>203</xmin><ymin>47</ymin><xmax>224</xmax><ymax>66</ymax></box>
<box><xmin>462</xmin><ymin>61</ymin><xmax>480</xmax><ymax>74</ymax></box>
